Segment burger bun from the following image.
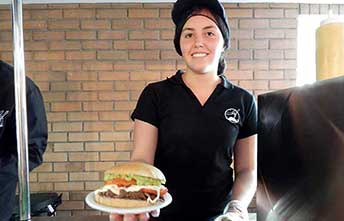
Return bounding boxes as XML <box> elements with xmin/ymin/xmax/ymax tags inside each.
<box><xmin>105</xmin><ymin>162</ymin><xmax>166</xmax><ymax>183</ymax></box>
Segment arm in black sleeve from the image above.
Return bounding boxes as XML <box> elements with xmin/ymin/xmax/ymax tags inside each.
<box><xmin>131</xmin><ymin>84</ymin><xmax>160</xmax><ymax>127</ymax></box>
<box><xmin>26</xmin><ymin>79</ymin><xmax>48</xmax><ymax>171</ymax></box>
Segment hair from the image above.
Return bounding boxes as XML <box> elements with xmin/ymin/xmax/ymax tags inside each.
<box><xmin>218</xmin><ymin>53</ymin><xmax>227</xmax><ymax>76</ymax></box>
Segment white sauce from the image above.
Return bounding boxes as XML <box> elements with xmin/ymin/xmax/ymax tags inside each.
<box><xmin>96</xmin><ymin>184</ymin><xmax>166</xmax><ymax>204</ymax></box>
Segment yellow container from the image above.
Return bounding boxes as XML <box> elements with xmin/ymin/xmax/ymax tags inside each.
<box><xmin>316</xmin><ymin>18</ymin><xmax>344</xmax><ymax>80</ymax></box>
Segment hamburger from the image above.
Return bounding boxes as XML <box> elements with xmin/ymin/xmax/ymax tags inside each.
<box><xmin>95</xmin><ymin>162</ymin><xmax>168</xmax><ymax>208</ymax></box>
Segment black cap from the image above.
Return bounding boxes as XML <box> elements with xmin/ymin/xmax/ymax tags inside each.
<box><xmin>172</xmin><ymin>0</ymin><xmax>230</xmax><ymax>56</ymax></box>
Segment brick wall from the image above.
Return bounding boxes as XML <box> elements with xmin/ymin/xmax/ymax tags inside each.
<box><xmin>1</xmin><ymin>2</ymin><xmax>343</xmax><ymax>216</ymax></box>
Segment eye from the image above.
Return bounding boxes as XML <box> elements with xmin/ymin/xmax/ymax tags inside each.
<box><xmin>206</xmin><ymin>31</ymin><xmax>215</xmax><ymax>37</ymax></box>
<box><xmin>184</xmin><ymin>33</ymin><xmax>193</xmax><ymax>39</ymax></box>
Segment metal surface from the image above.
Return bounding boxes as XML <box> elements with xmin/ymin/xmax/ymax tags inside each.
<box><xmin>11</xmin><ymin>0</ymin><xmax>31</xmax><ymax>220</ymax></box>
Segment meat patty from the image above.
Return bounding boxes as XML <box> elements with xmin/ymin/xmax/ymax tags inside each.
<box><xmin>99</xmin><ymin>189</ymin><xmax>162</xmax><ymax>201</ymax></box>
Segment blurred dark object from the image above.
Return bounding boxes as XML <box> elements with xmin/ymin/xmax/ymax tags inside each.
<box><xmin>11</xmin><ymin>193</ymin><xmax>62</xmax><ymax>220</ymax></box>
<box><xmin>0</xmin><ymin>60</ymin><xmax>48</xmax><ymax>220</ymax></box>
<box><xmin>257</xmin><ymin>76</ymin><xmax>344</xmax><ymax>221</ymax></box>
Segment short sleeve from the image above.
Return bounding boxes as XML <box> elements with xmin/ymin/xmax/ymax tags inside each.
<box><xmin>238</xmin><ymin>94</ymin><xmax>257</xmax><ymax>139</ymax></box>
<box><xmin>131</xmin><ymin>84</ymin><xmax>159</xmax><ymax>128</ymax></box>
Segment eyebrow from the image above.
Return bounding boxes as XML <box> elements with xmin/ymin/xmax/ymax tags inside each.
<box><xmin>182</xmin><ymin>25</ymin><xmax>217</xmax><ymax>32</ymax></box>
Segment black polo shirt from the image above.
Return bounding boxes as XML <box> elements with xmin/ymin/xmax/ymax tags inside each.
<box><xmin>131</xmin><ymin>70</ymin><xmax>257</xmax><ymax>220</ymax></box>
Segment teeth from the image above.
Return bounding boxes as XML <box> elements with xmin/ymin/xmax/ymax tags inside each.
<box><xmin>192</xmin><ymin>53</ymin><xmax>207</xmax><ymax>57</ymax></box>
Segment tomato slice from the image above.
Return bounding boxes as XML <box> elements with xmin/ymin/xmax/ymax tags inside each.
<box><xmin>105</xmin><ymin>178</ymin><xmax>136</xmax><ymax>187</ymax></box>
<box><xmin>140</xmin><ymin>187</ymin><xmax>168</xmax><ymax>196</ymax></box>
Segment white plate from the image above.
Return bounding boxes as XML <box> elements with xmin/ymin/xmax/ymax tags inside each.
<box><xmin>85</xmin><ymin>191</ymin><xmax>172</xmax><ymax>214</ymax></box>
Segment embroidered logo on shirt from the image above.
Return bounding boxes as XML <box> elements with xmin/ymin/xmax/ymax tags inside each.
<box><xmin>0</xmin><ymin>110</ymin><xmax>9</xmax><ymax>128</ymax></box>
<box><xmin>224</xmin><ymin>108</ymin><xmax>240</xmax><ymax>124</ymax></box>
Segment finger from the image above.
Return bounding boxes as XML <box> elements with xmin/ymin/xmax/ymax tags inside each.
<box><xmin>138</xmin><ymin>213</ymin><xmax>150</xmax><ymax>221</ymax></box>
<box><xmin>150</xmin><ymin>209</ymin><xmax>160</xmax><ymax>217</ymax></box>
<box><xmin>123</xmin><ymin>214</ymin><xmax>137</xmax><ymax>221</ymax></box>
<box><xmin>109</xmin><ymin>214</ymin><xmax>123</xmax><ymax>221</ymax></box>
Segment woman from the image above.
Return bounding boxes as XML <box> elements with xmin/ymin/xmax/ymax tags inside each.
<box><xmin>111</xmin><ymin>0</ymin><xmax>257</xmax><ymax>220</ymax></box>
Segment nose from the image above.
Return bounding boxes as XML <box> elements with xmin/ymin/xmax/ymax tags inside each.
<box><xmin>194</xmin><ymin>34</ymin><xmax>204</xmax><ymax>48</ymax></box>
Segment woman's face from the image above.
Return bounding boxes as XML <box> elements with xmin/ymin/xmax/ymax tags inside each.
<box><xmin>180</xmin><ymin>12</ymin><xmax>225</xmax><ymax>75</ymax></box>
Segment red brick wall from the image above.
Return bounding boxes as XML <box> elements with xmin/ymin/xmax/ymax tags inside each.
<box><xmin>0</xmin><ymin>2</ymin><xmax>343</xmax><ymax>216</ymax></box>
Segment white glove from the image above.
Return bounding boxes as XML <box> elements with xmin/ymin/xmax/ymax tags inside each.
<box><xmin>215</xmin><ymin>212</ymin><xmax>246</xmax><ymax>221</ymax></box>
<box><xmin>214</xmin><ymin>200</ymin><xmax>249</xmax><ymax>221</ymax></box>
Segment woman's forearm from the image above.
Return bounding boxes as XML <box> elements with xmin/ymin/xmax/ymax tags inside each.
<box><xmin>230</xmin><ymin>169</ymin><xmax>257</xmax><ymax>208</ymax></box>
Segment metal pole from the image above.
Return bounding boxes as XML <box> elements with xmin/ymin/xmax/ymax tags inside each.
<box><xmin>11</xmin><ymin>0</ymin><xmax>31</xmax><ymax>220</ymax></box>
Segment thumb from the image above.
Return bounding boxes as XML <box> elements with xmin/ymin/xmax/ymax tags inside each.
<box><xmin>150</xmin><ymin>209</ymin><xmax>160</xmax><ymax>217</ymax></box>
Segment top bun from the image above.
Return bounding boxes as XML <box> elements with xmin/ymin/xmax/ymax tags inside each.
<box><xmin>106</xmin><ymin>161</ymin><xmax>166</xmax><ymax>183</ymax></box>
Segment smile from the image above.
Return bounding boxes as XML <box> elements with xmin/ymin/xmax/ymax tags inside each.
<box><xmin>191</xmin><ymin>53</ymin><xmax>208</xmax><ymax>57</ymax></box>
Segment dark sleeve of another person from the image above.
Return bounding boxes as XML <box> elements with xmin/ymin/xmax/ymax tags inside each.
<box><xmin>26</xmin><ymin>79</ymin><xmax>48</xmax><ymax>171</ymax></box>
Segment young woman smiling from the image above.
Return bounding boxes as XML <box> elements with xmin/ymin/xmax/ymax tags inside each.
<box><xmin>110</xmin><ymin>0</ymin><xmax>257</xmax><ymax>221</ymax></box>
